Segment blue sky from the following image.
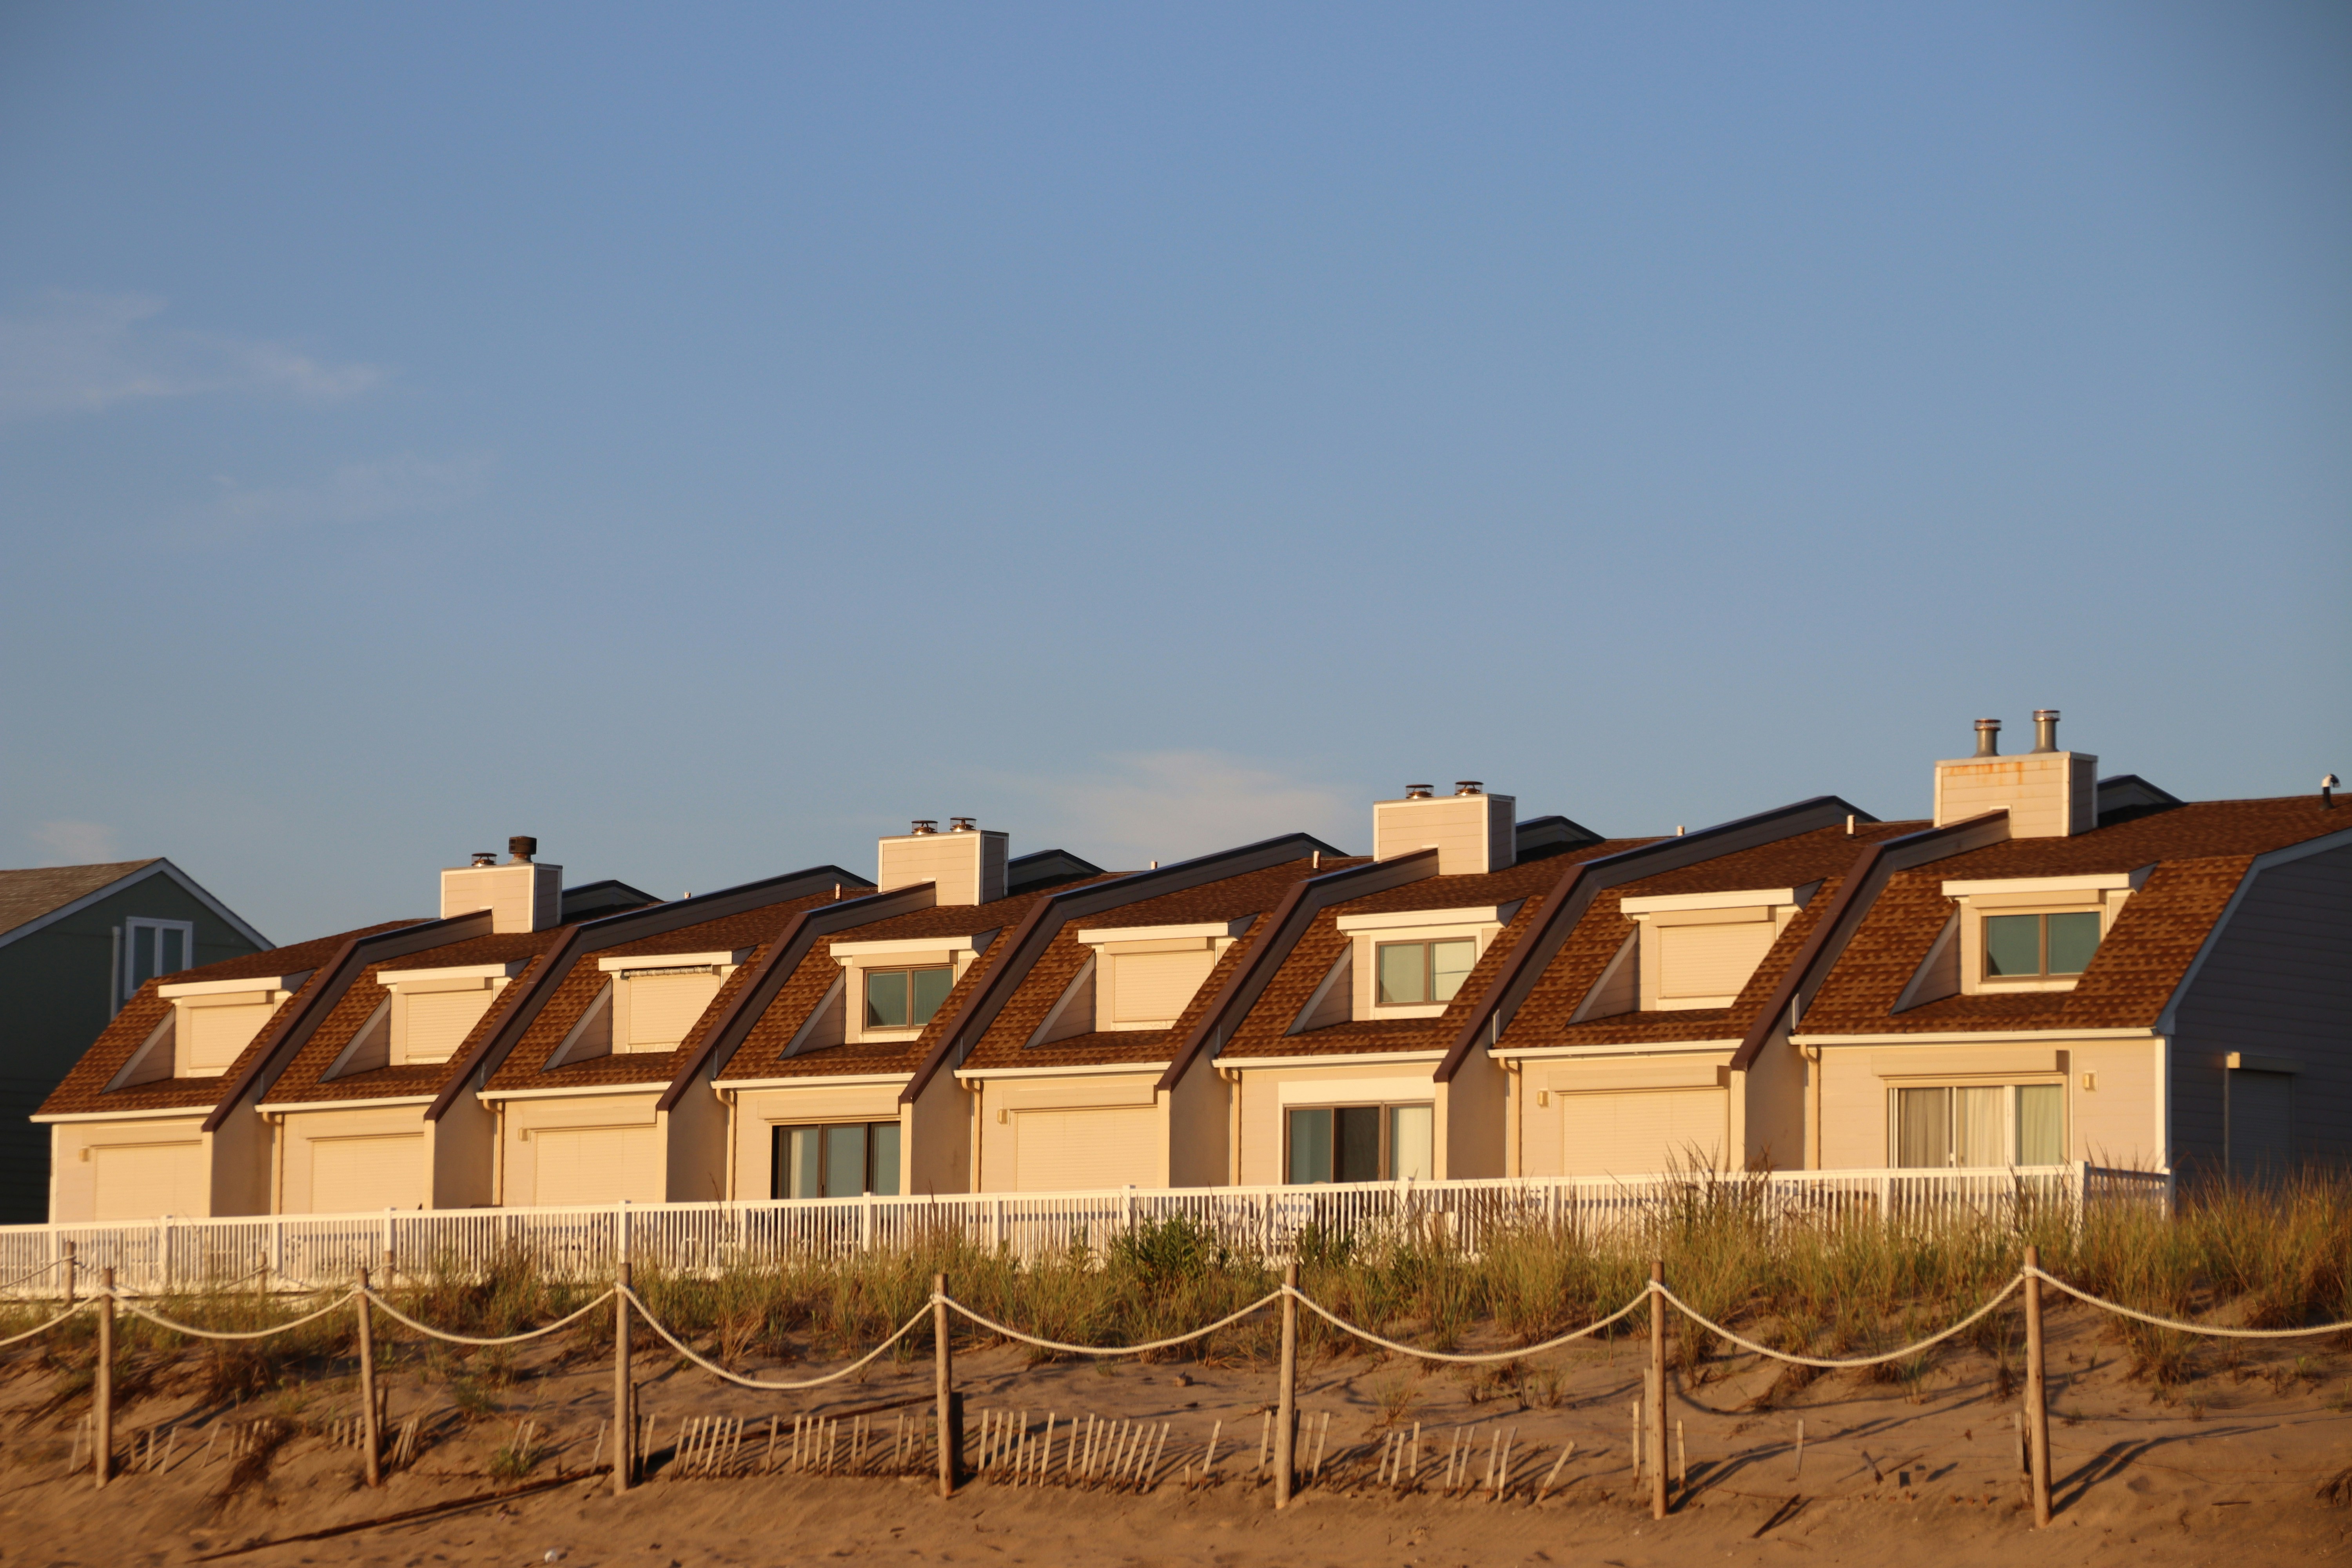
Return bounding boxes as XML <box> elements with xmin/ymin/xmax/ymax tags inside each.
<box><xmin>2</xmin><ymin>3</ymin><xmax>2345</xmax><ymax>944</ymax></box>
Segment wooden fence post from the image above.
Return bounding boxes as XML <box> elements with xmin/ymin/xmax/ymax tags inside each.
<box><xmin>613</xmin><ymin>1261</ymin><xmax>633</xmax><ymax>1495</ymax></box>
<box><xmin>1274</xmin><ymin>1261</ymin><xmax>1298</xmax><ymax>1509</ymax></box>
<box><xmin>2024</xmin><ymin>1245</ymin><xmax>2051</xmax><ymax>1526</ymax></box>
<box><xmin>95</xmin><ymin>1267</ymin><xmax>114</xmax><ymax>1489</ymax></box>
<box><xmin>935</xmin><ymin>1272</ymin><xmax>956</xmax><ymax>1498</ymax></box>
<box><xmin>62</xmin><ymin>1240</ymin><xmax>75</xmax><ymax>1307</ymax></box>
<box><xmin>357</xmin><ymin>1267</ymin><xmax>381</xmax><ymax>1487</ymax></box>
<box><xmin>1650</xmin><ymin>1259</ymin><xmax>1668</xmax><ymax>1521</ymax></box>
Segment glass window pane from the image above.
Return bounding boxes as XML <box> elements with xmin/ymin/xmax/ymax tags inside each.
<box><xmin>161</xmin><ymin>928</ymin><xmax>187</xmax><ymax>975</ymax></box>
<box><xmin>864</xmin><ymin>970</ymin><xmax>908</xmax><ymax>1028</ymax></box>
<box><xmin>824</xmin><ymin>1123</ymin><xmax>867</xmax><ymax>1197</ymax></box>
<box><xmin>1335</xmin><ymin>1106</ymin><xmax>1382</xmax><ymax>1182</ymax></box>
<box><xmin>780</xmin><ymin>1126</ymin><xmax>822</xmax><ymax>1199</ymax></box>
<box><xmin>909</xmin><ymin>966</ymin><xmax>955</xmax><ymax>1027</ymax></box>
<box><xmin>1430</xmin><ymin>940</ymin><xmax>1477</xmax><ymax>1002</ymax></box>
<box><xmin>2045</xmin><ymin>912</ymin><xmax>2101</xmax><ymax>975</ymax></box>
<box><xmin>130</xmin><ymin>929</ymin><xmax>156</xmax><ymax>989</ymax></box>
<box><xmin>1954</xmin><ymin>1086</ymin><xmax>2005</xmax><ymax>1167</ymax></box>
<box><xmin>1983</xmin><ymin>915</ymin><xmax>2042</xmax><ymax>977</ymax></box>
<box><xmin>1893</xmin><ymin>1087</ymin><xmax>1950</xmax><ymax>1167</ymax></box>
<box><xmin>2016</xmin><ymin>1085</ymin><xmax>2065</xmax><ymax>1165</ymax></box>
<box><xmin>868</xmin><ymin>1121</ymin><xmax>902</xmax><ymax>1194</ymax></box>
<box><xmin>1287</xmin><ymin>1108</ymin><xmax>1332</xmax><ymax>1184</ymax></box>
<box><xmin>1376</xmin><ymin>943</ymin><xmax>1427</xmax><ymax>1005</ymax></box>
<box><xmin>1388</xmin><ymin>1104</ymin><xmax>1434</xmax><ymax>1181</ymax></box>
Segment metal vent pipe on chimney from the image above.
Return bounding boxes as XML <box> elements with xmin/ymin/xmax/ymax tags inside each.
<box><xmin>470</xmin><ymin>852</ymin><xmax>496</xmax><ymax>867</ymax></box>
<box><xmin>1974</xmin><ymin>719</ymin><xmax>2002</xmax><ymax>758</ymax></box>
<box><xmin>1405</xmin><ymin>784</ymin><xmax>1434</xmax><ymax>799</ymax></box>
<box><xmin>2031</xmin><ymin>710</ymin><xmax>2060</xmax><ymax>754</ymax></box>
<box><xmin>508</xmin><ymin>836</ymin><xmax>537</xmax><ymax>864</ymax></box>
<box><xmin>1454</xmin><ymin>780</ymin><xmax>1483</xmax><ymax>796</ymax></box>
<box><xmin>910</xmin><ymin>819</ymin><xmax>938</xmax><ymax>835</ymax></box>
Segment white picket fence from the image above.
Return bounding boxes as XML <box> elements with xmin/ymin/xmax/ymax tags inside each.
<box><xmin>0</xmin><ymin>1163</ymin><xmax>2169</xmax><ymax>1298</ymax></box>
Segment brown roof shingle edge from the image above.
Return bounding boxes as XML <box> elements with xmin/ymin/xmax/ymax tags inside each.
<box><xmin>1724</xmin><ymin>811</ymin><xmax>2012</xmax><ymax>1071</ymax></box>
<box><xmin>899</xmin><ymin>832</ymin><xmax>1345</xmax><ymax>1105</ymax></box>
<box><xmin>200</xmin><ymin>911</ymin><xmax>497</xmax><ymax>1131</ymax></box>
<box><xmin>425</xmin><ymin>864</ymin><xmax>877</xmax><ymax>1120</ymax></box>
<box><xmin>652</xmin><ymin>883</ymin><xmax>941</xmax><ymax>1110</ymax></box>
<box><xmin>1152</xmin><ymin>851</ymin><xmax>1441</xmax><ymax>1091</ymax></box>
<box><xmin>1433</xmin><ymin>794</ymin><xmax>1868</xmax><ymax>1082</ymax></box>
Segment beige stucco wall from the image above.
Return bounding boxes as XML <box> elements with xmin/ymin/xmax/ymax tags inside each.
<box><xmin>1165</xmin><ymin>1055</ymin><xmax>1230</xmax><ymax>1187</ymax></box>
<box><xmin>277</xmin><ymin>1103</ymin><xmax>433</xmax><ymax>1214</ymax></box>
<box><xmin>495</xmin><ymin>1091</ymin><xmax>665</xmax><ymax>1207</ymax></box>
<box><xmin>45</xmin><ymin>1116</ymin><xmax>211</xmax><ymax>1222</ymax></box>
<box><xmin>1230</xmin><ymin>1058</ymin><xmax>1443</xmax><ymax>1186</ymax></box>
<box><xmin>904</xmin><ymin>1070</ymin><xmax>967</xmax><ymax>1198</ymax></box>
<box><xmin>430</xmin><ymin>1091</ymin><xmax>496</xmax><ymax>1210</ymax></box>
<box><xmin>724</xmin><ymin>1081</ymin><xmax>907</xmax><ymax>1200</ymax></box>
<box><xmin>1814</xmin><ymin>1035</ymin><xmax>2163</xmax><ymax>1169</ymax></box>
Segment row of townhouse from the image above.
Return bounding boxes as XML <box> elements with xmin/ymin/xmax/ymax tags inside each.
<box><xmin>29</xmin><ymin>713</ymin><xmax>2351</xmax><ymax>1223</ymax></box>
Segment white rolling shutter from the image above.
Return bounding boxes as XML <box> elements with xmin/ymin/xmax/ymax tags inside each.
<box><xmin>1012</xmin><ymin>1107</ymin><xmax>1160</xmax><ymax>1192</ymax></box>
<box><xmin>183</xmin><ymin>1000</ymin><xmax>279</xmax><ymax>1073</ymax></box>
<box><xmin>625</xmin><ymin>972</ymin><xmax>723</xmax><ymax>1051</ymax></box>
<box><xmin>1559</xmin><ymin>1089</ymin><xmax>1727</xmax><ymax>1176</ymax></box>
<box><xmin>534</xmin><ymin>1125</ymin><xmax>665</xmax><ymax>1205</ymax></box>
<box><xmin>1111</xmin><ymin>950</ymin><xmax>1217</xmax><ymax>1025</ymax></box>
<box><xmin>91</xmin><ymin>1142</ymin><xmax>206</xmax><ymax>1220</ymax></box>
<box><xmin>311</xmin><ymin>1134</ymin><xmax>426</xmax><ymax>1214</ymax></box>
<box><xmin>403</xmin><ymin>987</ymin><xmax>497</xmax><ymax>1063</ymax></box>
<box><xmin>1658</xmin><ymin>919</ymin><xmax>1776</xmax><ymax>1002</ymax></box>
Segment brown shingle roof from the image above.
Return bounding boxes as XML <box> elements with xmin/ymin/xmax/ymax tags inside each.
<box><xmin>0</xmin><ymin>859</ymin><xmax>162</xmax><ymax>937</ymax></box>
<box><xmin>483</xmin><ymin>896</ymin><xmax>841</xmax><ymax>1093</ymax></box>
<box><xmin>34</xmin><ymin>923</ymin><xmax>421</xmax><ymax>1117</ymax></box>
<box><xmin>717</xmin><ymin>879</ymin><xmax>1122</xmax><ymax>1083</ymax></box>
<box><xmin>1801</xmin><ymin>797</ymin><xmax>2347</xmax><ymax>1036</ymax></box>
<box><xmin>1222</xmin><ymin>843</ymin><xmax>1648</xmax><ymax>1062</ymax></box>
<box><xmin>263</xmin><ymin>930</ymin><xmax>569</xmax><ymax>1105</ymax></box>
<box><xmin>1499</xmin><ymin>823</ymin><xmax>1924</xmax><ymax>1049</ymax></box>
<box><xmin>958</xmin><ymin>858</ymin><xmax>1346</xmax><ymax>1073</ymax></box>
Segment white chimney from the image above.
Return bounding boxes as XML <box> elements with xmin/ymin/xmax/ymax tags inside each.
<box><xmin>1932</xmin><ymin>712</ymin><xmax>2097</xmax><ymax>837</ymax></box>
<box><xmin>878</xmin><ymin>818</ymin><xmax>1007</xmax><ymax>906</ymax></box>
<box><xmin>439</xmin><ymin>835</ymin><xmax>563</xmax><ymax>932</ymax></box>
<box><xmin>1372</xmin><ymin>781</ymin><xmax>1516</xmax><ymax>874</ymax></box>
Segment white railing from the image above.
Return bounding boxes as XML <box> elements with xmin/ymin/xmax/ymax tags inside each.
<box><xmin>0</xmin><ymin>1163</ymin><xmax>2169</xmax><ymax>1298</ymax></box>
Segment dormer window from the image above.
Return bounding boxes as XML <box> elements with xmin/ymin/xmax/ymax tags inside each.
<box><xmin>109</xmin><ymin>971</ymin><xmax>310</xmax><ymax>1088</ymax></box>
<box><xmin>1602</xmin><ymin>885</ymin><xmax>1818</xmax><ymax>1015</ymax></box>
<box><xmin>830</xmin><ymin>931</ymin><xmax>997</xmax><ymax>1043</ymax></box>
<box><xmin>865</xmin><ymin>965</ymin><xmax>953</xmax><ymax>1030</ymax></box>
<box><xmin>1984</xmin><ymin>911</ymin><xmax>2101</xmax><ymax>978</ymax></box>
<box><xmin>1375</xmin><ymin>938</ymin><xmax>1476</xmax><ymax>1006</ymax></box>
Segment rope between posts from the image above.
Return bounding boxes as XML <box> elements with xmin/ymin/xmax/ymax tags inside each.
<box><xmin>2025</xmin><ymin>1266</ymin><xmax>2352</xmax><ymax>1340</ymax></box>
<box><xmin>114</xmin><ymin>1288</ymin><xmax>359</xmax><ymax>1341</ymax></box>
<box><xmin>1657</xmin><ymin>1277</ymin><xmax>2023</xmax><ymax>1368</ymax></box>
<box><xmin>365</xmin><ymin>1287</ymin><xmax>616</xmax><ymax>1347</ymax></box>
<box><xmin>940</xmin><ymin>1290</ymin><xmax>1285</xmax><ymax>1357</ymax></box>
<box><xmin>0</xmin><ymin>1258</ymin><xmax>64</xmax><ymax>1294</ymax></box>
<box><xmin>0</xmin><ymin>1300</ymin><xmax>90</xmax><ymax>1347</ymax></box>
<box><xmin>622</xmin><ymin>1287</ymin><xmax>932</xmax><ymax>1390</ymax></box>
<box><xmin>1285</xmin><ymin>1285</ymin><xmax>1656</xmax><ymax>1364</ymax></box>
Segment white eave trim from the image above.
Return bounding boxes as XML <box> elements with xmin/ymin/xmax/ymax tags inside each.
<box><xmin>1334</xmin><ymin>906</ymin><xmax>1511</xmax><ymax>934</ymax></box>
<box><xmin>716</xmin><ymin>1072</ymin><xmax>914</xmax><ymax>1092</ymax></box>
<box><xmin>1796</xmin><ymin>1027</ymin><xmax>2160</xmax><ymax>1047</ymax></box>
<box><xmin>478</xmin><ymin>1081</ymin><xmax>669</xmax><ymax>1103</ymax></box>
<box><xmin>1220</xmin><ymin>1050</ymin><xmax>1446</xmax><ymax>1071</ymax></box>
<box><xmin>955</xmin><ymin>1061</ymin><xmax>1169</xmax><ymax>1081</ymax></box>
<box><xmin>0</xmin><ymin>857</ymin><xmax>270</xmax><ymax>953</ymax></box>
<box><xmin>1496</xmin><ymin>1040</ymin><xmax>1742</xmax><ymax>1061</ymax></box>
<box><xmin>596</xmin><ymin>950</ymin><xmax>750</xmax><ymax>973</ymax></box>
<box><xmin>32</xmin><ymin>1104</ymin><xmax>218</xmax><ymax>1125</ymax></box>
<box><xmin>1942</xmin><ymin>868</ymin><xmax>2153</xmax><ymax>897</ymax></box>
<box><xmin>830</xmin><ymin>932</ymin><xmax>997</xmax><ymax>959</ymax></box>
<box><xmin>1076</xmin><ymin>919</ymin><xmax>1252</xmax><ymax>944</ymax></box>
<box><xmin>1619</xmin><ymin>886</ymin><xmax>1815</xmax><ymax>915</ymax></box>
<box><xmin>378</xmin><ymin>961</ymin><xmax>530</xmax><ymax>984</ymax></box>
<box><xmin>160</xmin><ymin>971</ymin><xmax>312</xmax><ymax>999</ymax></box>
<box><xmin>257</xmin><ymin>1094</ymin><xmax>437</xmax><ymax>1114</ymax></box>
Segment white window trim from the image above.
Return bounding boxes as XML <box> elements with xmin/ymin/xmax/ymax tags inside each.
<box><xmin>121</xmin><ymin>917</ymin><xmax>197</xmax><ymax>1002</ymax></box>
<box><xmin>1884</xmin><ymin>1078</ymin><xmax>2068</xmax><ymax>1169</ymax></box>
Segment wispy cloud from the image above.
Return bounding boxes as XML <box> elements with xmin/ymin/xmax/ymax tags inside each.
<box><xmin>183</xmin><ymin>453</ymin><xmax>494</xmax><ymax>539</ymax></box>
<box><xmin>0</xmin><ymin>291</ymin><xmax>382</xmax><ymax>419</ymax></box>
<box><xmin>29</xmin><ymin>820</ymin><xmax>122</xmax><ymax>864</ymax></box>
<box><xmin>988</xmin><ymin>750</ymin><xmax>1357</xmax><ymax>868</ymax></box>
